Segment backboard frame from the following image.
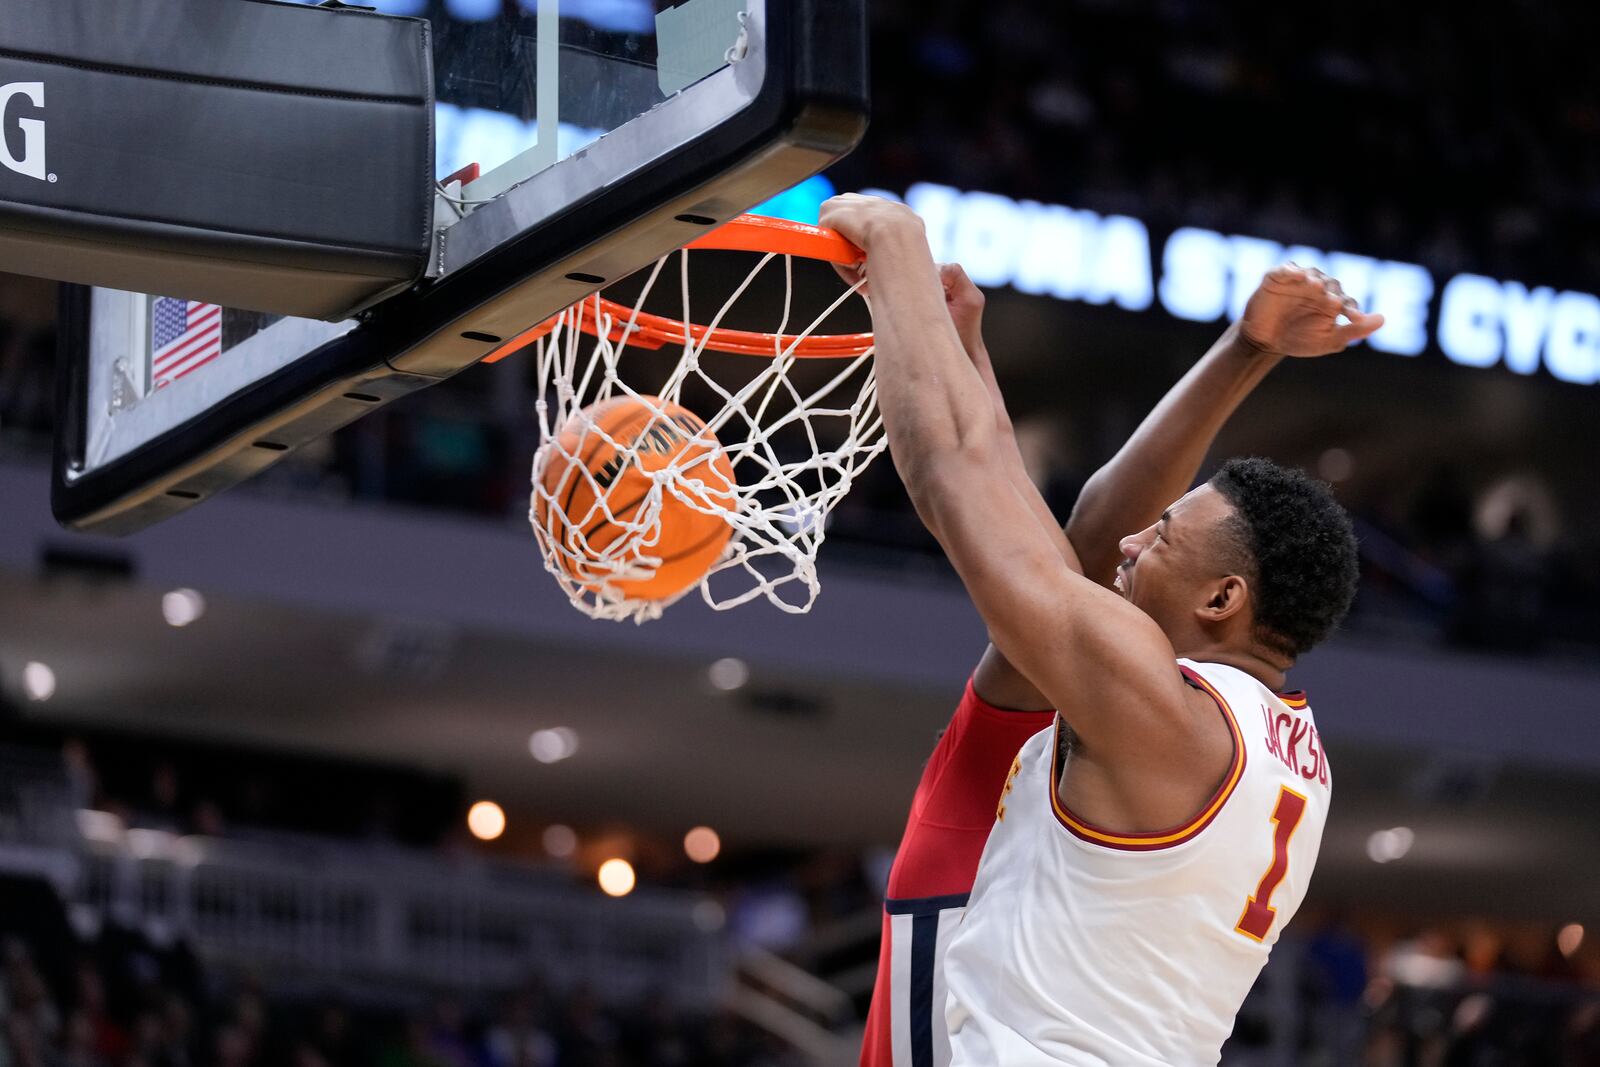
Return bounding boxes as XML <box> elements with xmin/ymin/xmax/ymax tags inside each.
<box><xmin>53</xmin><ymin>0</ymin><xmax>867</xmax><ymax>534</ymax></box>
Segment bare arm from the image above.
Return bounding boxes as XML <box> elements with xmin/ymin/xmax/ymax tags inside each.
<box><xmin>1066</xmin><ymin>326</ymin><xmax>1282</xmax><ymax>586</ymax></box>
<box><xmin>933</xmin><ymin>264</ymin><xmax>1082</xmax><ymax>710</ymax></box>
<box><xmin>939</xmin><ymin>264</ymin><xmax>1080</xmax><ymax>575</ymax></box>
<box><xmin>1068</xmin><ymin>267</ymin><xmax>1384</xmax><ymax>588</ymax></box>
<box><xmin>973</xmin><ymin>265</ymin><xmax>1384</xmax><ymax>709</ymax></box>
<box><xmin>821</xmin><ymin>196</ymin><xmax>1201</xmax><ymax>776</ymax></box>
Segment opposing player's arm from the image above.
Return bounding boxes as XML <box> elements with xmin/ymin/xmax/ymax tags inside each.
<box><xmin>821</xmin><ymin>196</ymin><xmax>1198</xmax><ymax>758</ymax></box>
<box><xmin>1066</xmin><ymin>267</ymin><xmax>1385</xmax><ymax>588</ymax></box>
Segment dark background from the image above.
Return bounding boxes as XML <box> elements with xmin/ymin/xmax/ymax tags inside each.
<box><xmin>1</xmin><ymin>1</ymin><xmax>1598</xmax><ymax>1065</ymax></box>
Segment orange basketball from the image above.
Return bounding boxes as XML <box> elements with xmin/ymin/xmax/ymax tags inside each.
<box><xmin>534</xmin><ymin>395</ymin><xmax>737</xmax><ymax>601</ymax></box>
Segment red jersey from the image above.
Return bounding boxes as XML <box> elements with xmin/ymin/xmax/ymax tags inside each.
<box><xmin>859</xmin><ymin>677</ymin><xmax>1054</xmax><ymax>1067</ymax></box>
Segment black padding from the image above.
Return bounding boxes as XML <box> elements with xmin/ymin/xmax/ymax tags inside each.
<box><xmin>3</xmin><ymin>0</ymin><xmax>432</xmax><ymax>99</ymax></box>
<box><xmin>0</xmin><ymin>0</ymin><xmax>433</xmax><ymax>319</ymax></box>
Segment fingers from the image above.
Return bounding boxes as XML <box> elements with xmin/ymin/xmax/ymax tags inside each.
<box><xmin>831</xmin><ymin>259</ymin><xmax>868</xmax><ymax>295</ymax></box>
<box><xmin>1334</xmin><ymin>312</ymin><xmax>1385</xmax><ymax>346</ymax></box>
<box><xmin>934</xmin><ymin>262</ymin><xmax>979</xmax><ymax>303</ymax></box>
<box><xmin>939</xmin><ymin>262</ymin><xmax>984</xmax><ymax>304</ymax></box>
<box><xmin>1262</xmin><ymin>262</ymin><xmax>1315</xmax><ymax>289</ymax></box>
<box><xmin>1268</xmin><ymin>261</ymin><xmax>1377</xmax><ymax>317</ymax></box>
<box><xmin>819</xmin><ymin>193</ymin><xmax>923</xmax><ymax>253</ymax></box>
<box><xmin>1266</xmin><ymin>262</ymin><xmax>1344</xmax><ymax>297</ymax></box>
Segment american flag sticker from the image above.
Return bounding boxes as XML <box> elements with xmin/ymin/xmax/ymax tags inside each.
<box><xmin>150</xmin><ymin>297</ymin><xmax>223</xmax><ymax>388</ymax></box>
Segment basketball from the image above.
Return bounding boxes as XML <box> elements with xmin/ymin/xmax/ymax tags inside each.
<box><xmin>534</xmin><ymin>395</ymin><xmax>737</xmax><ymax>601</ymax></box>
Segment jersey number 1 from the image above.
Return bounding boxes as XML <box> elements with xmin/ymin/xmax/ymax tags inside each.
<box><xmin>1235</xmin><ymin>786</ymin><xmax>1308</xmax><ymax>942</ymax></box>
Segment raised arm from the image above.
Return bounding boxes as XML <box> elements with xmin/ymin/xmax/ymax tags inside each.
<box><xmin>966</xmin><ymin>263</ymin><xmax>1384</xmax><ymax>709</ymax></box>
<box><xmin>820</xmin><ymin>195</ymin><xmax>1208</xmax><ymax>803</ymax></box>
<box><xmin>1067</xmin><ymin>266</ymin><xmax>1385</xmax><ymax>587</ymax></box>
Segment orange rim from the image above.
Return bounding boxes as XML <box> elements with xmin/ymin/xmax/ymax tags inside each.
<box><xmin>685</xmin><ymin>214</ymin><xmax>863</xmax><ymax>265</ymax></box>
<box><xmin>484</xmin><ymin>215</ymin><xmax>872</xmax><ymax>363</ymax></box>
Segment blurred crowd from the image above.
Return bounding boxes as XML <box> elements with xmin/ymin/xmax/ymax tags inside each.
<box><xmin>3</xmin><ymin>729</ymin><xmax>1598</xmax><ymax>1067</ymax></box>
<box><xmin>1283</xmin><ymin>915</ymin><xmax>1600</xmax><ymax>1067</ymax></box>
<box><xmin>6</xmin><ymin>861</ymin><xmax>1596</xmax><ymax>1067</ymax></box>
<box><xmin>29</xmin><ymin>730</ymin><xmax>462</xmax><ymax>849</ymax></box>
<box><xmin>0</xmin><ymin>910</ymin><xmax>796</xmax><ymax>1067</ymax></box>
<box><xmin>837</xmin><ymin>0</ymin><xmax>1600</xmax><ymax>288</ymax></box>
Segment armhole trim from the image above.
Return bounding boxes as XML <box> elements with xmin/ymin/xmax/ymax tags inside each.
<box><xmin>1047</xmin><ymin>665</ymin><xmax>1246</xmax><ymax>851</ymax></box>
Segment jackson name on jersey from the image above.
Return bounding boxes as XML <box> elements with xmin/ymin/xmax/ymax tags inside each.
<box><xmin>942</xmin><ymin>658</ymin><xmax>1331</xmax><ymax>1067</ymax></box>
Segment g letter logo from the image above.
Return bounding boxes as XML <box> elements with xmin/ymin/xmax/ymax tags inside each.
<box><xmin>1</xmin><ymin>82</ymin><xmax>48</xmax><ymax>182</ymax></box>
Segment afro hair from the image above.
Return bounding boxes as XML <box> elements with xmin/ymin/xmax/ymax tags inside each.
<box><xmin>1208</xmin><ymin>457</ymin><xmax>1359</xmax><ymax>660</ymax></box>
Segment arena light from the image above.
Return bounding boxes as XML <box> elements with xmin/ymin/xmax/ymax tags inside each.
<box><xmin>707</xmin><ymin>657</ymin><xmax>749</xmax><ymax>691</ymax></box>
<box><xmin>466</xmin><ymin>800</ymin><xmax>506</xmax><ymax>841</ymax></box>
<box><xmin>542</xmin><ymin>824</ymin><xmax>577</xmax><ymax>859</ymax></box>
<box><xmin>597</xmin><ymin>858</ymin><xmax>636</xmax><ymax>897</ymax></box>
<box><xmin>161</xmin><ymin>588</ymin><xmax>206</xmax><ymax>627</ymax></box>
<box><xmin>1365</xmin><ymin>826</ymin><xmax>1415</xmax><ymax>863</ymax></box>
<box><xmin>528</xmin><ymin>727</ymin><xmax>579</xmax><ymax>764</ymax></box>
<box><xmin>22</xmin><ymin>661</ymin><xmax>55</xmax><ymax>702</ymax></box>
<box><xmin>1558</xmin><ymin>923</ymin><xmax>1585</xmax><ymax>958</ymax></box>
<box><xmin>683</xmin><ymin>826</ymin><xmax>721</xmax><ymax>863</ymax></box>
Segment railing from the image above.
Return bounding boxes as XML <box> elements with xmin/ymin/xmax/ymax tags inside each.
<box><xmin>731</xmin><ymin>944</ymin><xmax>857</xmax><ymax>1066</ymax></box>
<box><xmin>0</xmin><ymin>750</ymin><xmax>726</xmax><ymax>1003</ymax></box>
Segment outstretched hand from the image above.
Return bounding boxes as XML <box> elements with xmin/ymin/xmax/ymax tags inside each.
<box><xmin>1239</xmin><ymin>264</ymin><xmax>1385</xmax><ymax>358</ymax></box>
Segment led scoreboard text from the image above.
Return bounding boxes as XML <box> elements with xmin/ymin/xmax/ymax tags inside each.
<box><xmin>886</xmin><ymin>183</ymin><xmax>1600</xmax><ymax>387</ymax></box>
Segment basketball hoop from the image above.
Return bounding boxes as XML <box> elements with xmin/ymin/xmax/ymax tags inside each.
<box><xmin>487</xmin><ymin>217</ymin><xmax>875</xmax><ymax>360</ymax></box>
<box><xmin>500</xmin><ymin>214</ymin><xmax>886</xmax><ymax>622</ymax></box>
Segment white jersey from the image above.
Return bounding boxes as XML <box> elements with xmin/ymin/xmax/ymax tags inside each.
<box><xmin>942</xmin><ymin>659</ymin><xmax>1331</xmax><ymax>1067</ymax></box>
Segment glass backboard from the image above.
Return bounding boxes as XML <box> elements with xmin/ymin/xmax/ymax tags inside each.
<box><xmin>54</xmin><ymin>0</ymin><xmax>866</xmax><ymax>533</ymax></box>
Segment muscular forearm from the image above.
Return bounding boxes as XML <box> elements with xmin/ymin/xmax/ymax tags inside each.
<box><xmin>968</xmin><ymin>341</ymin><xmax>1079</xmax><ymax>569</ymax></box>
<box><xmin>865</xmin><ymin>225</ymin><xmax>1001</xmax><ymax>502</ymax></box>
<box><xmin>957</xmin><ymin>324</ymin><xmax>1081</xmax><ymax>711</ymax></box>
<box><xmin>1066</xmin><ymin>322</ymin><xmax>1283</xmax><ymax>585</ymax></box>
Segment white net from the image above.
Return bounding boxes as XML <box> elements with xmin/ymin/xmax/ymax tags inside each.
<box><xmin>528</xmin><ymin>244</ymin><xmax>885</xmax><ymax>623</ymax></box>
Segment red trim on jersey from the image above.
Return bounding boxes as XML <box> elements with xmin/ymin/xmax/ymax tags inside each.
<box><xmin>1047</xmin><ymin>665</ymin><xmax>1246</xmax><ymax>851</ymax></box>
<box><xmin>1278</xmin><ymin>690</ymin><xmax>1309</xmax><ymax>709</ymax></box>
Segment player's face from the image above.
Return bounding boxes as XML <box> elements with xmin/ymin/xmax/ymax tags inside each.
<box><xmin>1115</xmin><ymin>485</ymin><xmax>1241</xmax><ymax>635</ymax></box>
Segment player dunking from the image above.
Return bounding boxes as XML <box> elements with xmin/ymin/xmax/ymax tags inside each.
<box><xmin>819</xmin><ymin>194</ymin><xmax>1380</xmax><ymax>1067</ymax></box>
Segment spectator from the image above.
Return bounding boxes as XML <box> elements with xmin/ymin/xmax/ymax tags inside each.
<box><xmin>1452</xmin><ymin>508</ymin><xmax>1553</xmax><ymax>652</ymax></box>
<box><xmin>483</xmin><ymin>986</ymin><xmax>556</xmax><ymax>1067</ymax></box>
